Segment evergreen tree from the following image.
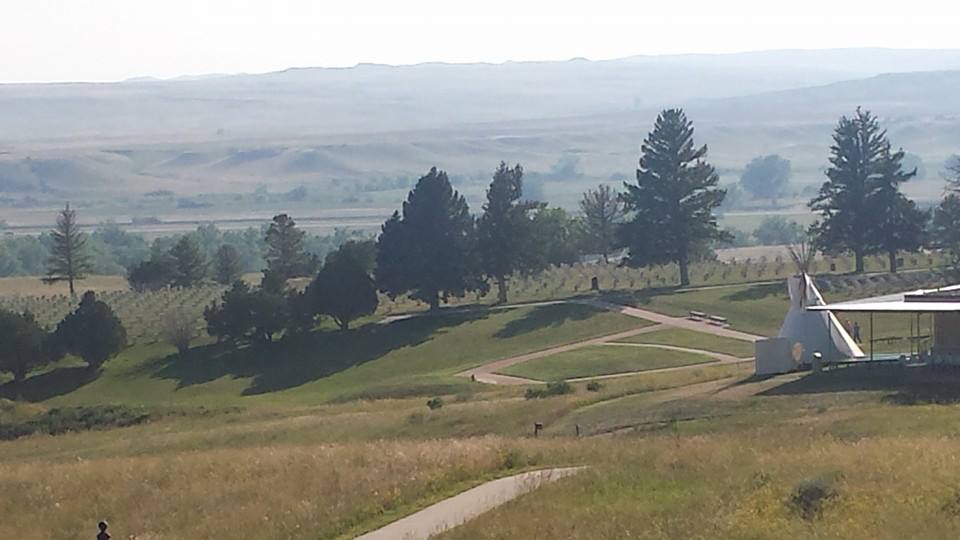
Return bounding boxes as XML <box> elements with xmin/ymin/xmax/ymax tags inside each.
<box><xmin>44</xmin><ymin>203</ymin><xmax>92</xmax><ymax>296</ymax></box>
<box><xmin>478</xmin><ymin>162</ymin><xmax>541</xmax><ymax>303</ymax></box>
<box><xmin>875</xmin><ymin>194</ymin><xmax>928</xmax><ymax>273</ymax></box>
<box><xmin>169</xmin><ymin>235</ymin><xmax>207</xmax><ymax>287</ymax></box>
<box><xmin>579</xmin><ymin>184</ymin><xmax>624</xmax><ymax>263</ymax></box>
<box><xmin>127</xmin><ymin>257</ymin><xmax>176</xmax><ymax>291</ymax></box>
<box><xmin>213</xmin><ymin>244</ymin><xmax>244</xmax><ymax>285</ymax></box>
<box><xmin>55</xmin><ymin>291</ymin><xmax>126</xmax><ymax>371</ymax></box>
<box><xmin>306</xmin><ymin>246</ymin><xmax>379</xmax><ymax>331</ymax></box>
<box><xmin>810</xmin><ymin>108</ymin><xmax>916</xmax><ymax>273</ymax></box>
<box><xmin>932</xmin><ymin>194</ymin><xmax>960</xmax><ymax>264</ymax></box>
<box><xmin>620</xmin><ymin>109</ymin><xmax>728</xmax><ymax>286</ymax></box>
<box><xmin>262</xmin><ymin>214</ymin><xmax>318</xmax><ymax>293</ymax></box>
<box><xmin>375</xmin><ymin>167</ymin><xmax>482</xmax><ymax>310</ymax></box>
<box><xmin>525</xmin><ymin>207</ymin><xmax>585</xmax><ymax>270</ymax></box>
<box><xmin>0</xmin><ymin>310</ymin><xmax>54</xmax><ymax>382</ymax></box>
<box><xmin>204</xmin><ymin>281</ymin><xmax>287</xmax><ymax>344</ymax></box>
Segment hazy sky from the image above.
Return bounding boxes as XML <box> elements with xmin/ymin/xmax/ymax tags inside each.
<box><xmin>3</xmin><ymin>0</ymin><xmax>959</xmax><ymax>82</ymax></box>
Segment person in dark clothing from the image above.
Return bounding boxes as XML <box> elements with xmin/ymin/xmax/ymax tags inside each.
<box><xmin>97</xmin><ymin>521</ymin><xmax>111</xmax><ymax>540</ymax></box>
<box><xmin>852</xmin><ymin>321</ymin><xmax>862</xmax><ymax>343</ymax></box>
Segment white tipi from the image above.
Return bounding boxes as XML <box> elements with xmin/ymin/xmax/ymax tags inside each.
<box><xmin>777</xmin><ymin>245</ymin><xmax>864</xmax><ymax>365</ymax></box>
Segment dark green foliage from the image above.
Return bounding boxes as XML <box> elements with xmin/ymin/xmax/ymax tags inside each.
<box><xmin>306</xmin><ymin>245</ymin><xmax>379</xmax><ymax>331</ymax></box>
<box><xmin>262</xmin><ymin>214</ymin><xmax>319</xmax><ymax>293</ymax></box>
<box><xmin>127</xmin><ymin>257</ymin><xmax>176</xmax><ymax>291</ymax></box>
<box><xmin>579</xmin><ymin>184</ymin><xmax>624</xmax><ymax>263</ymax></box>
<box><xmin>0</xmin><ymin>405</ymin><xmax>150</xmax><ymax>441</ymax></box>
<box><xmin>375</xmin><ymin>167</ymin><xmax>483</xmax><ymax>310</ymax></box>
<box><xmin>740</xmin><ymin>154</ymin><xmax>792</xmax><ymax>203</ymax></box>
<box><xmin>326</xmin><ymin>239</ymin><xmax>377</xmax><ymax>274</ymax></box>
<box><xmin>44</xmin><ymin>203</ymin><xmax>92</xmax><ymax>295</ymax></box>
<box><xmin>0</xmin><ymin>310</ymin><xmax>57</xmax><ymax>382</ymax></box>
<box><xmin>478</xmin><ymin>162</ymin><xmax>542</xmax><ymax>303</ymax></box>
<box><xmin>788</xmin><ymin>478</ymin><xmax>838</xmax><ymax>521</ymax></box>
<box><xmin>586</xmin><ymin>381</ymin><xmax>603</xmax><ymax>392</ymax></box>
<box><xmin>525</xmin><ymin>207</ymin><xmax>585</xmax><ymax>270</ymax></box>
<box><xmin>753</xmin><ymin>216</ymin><xmax>806</xmax><ymax>246</ymax></box>
<box><xmin>426</xmin><ymin>397</ymin><xmax>444</xmax><ymax>410</ymax></box>
<box><xmin>213</xmin><ymin>244</ymin><xmax>244</xmax><ymax>285</ymax></box>
<box><xmin>620</xmin><ymin>109</ymin><xmax>728</xmax><ymax>286</ymax></box>
<box><xmin>810</xmin><ymin>108</ymin><xmax>916</xmax><ymax>273</ymax></box>
<box><xmin>932</xmin><ymin>194</ymin><xmax>960</xmax><ymax>264</ymax></box>
<box><xmin>524</xmin><ymin>380</ymin><xmax>573</xmax><ymax>399</ymax></box>
<box><xmin>875</xmin><ymin>194</ymin><xmax>929</xmax><ymax>272</ymax></box>
<box><xmin>55</xmin><ymin>291</ymin><xmax>127</xmax><ymax>371</ymax></box>
<box><xmin>169</xmin><ymin>235</ymin><xmax>207</xmax><ymax>287</ymax></box>
<box><xmin>204</xmin><ymin>281</ymin><xmax>288</xmax><ymax>344</ymax></box>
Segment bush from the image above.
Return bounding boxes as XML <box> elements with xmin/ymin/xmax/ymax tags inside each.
<box><xmin>788</xmin><ymin>478</ymin><xmax>838</xmax><ymax>520</ymax></box>
<box><xmin>426</xmin><ymin>397</ymin><xmax>444</xmax><ymax>410</ymax></box>
<box><xmin>586</xmin><ymin>381</ymin><xmax>603</xmax><ymax>392</ymax></box>
<box><xmin>0</xmin><ymin>405</ymin><xmax>150</xmax><ymax>441</ymax></box>
<box><xmin>525</xmin><ymin>380</ymin><xmax>573</xmax><ymax>399</ymax></box>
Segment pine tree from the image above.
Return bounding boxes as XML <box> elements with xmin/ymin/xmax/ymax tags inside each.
<box><xmin>306</xmin><ymin>246</ymin><xmax>379</xmax><ymax>331</ymax></box>
<box><xmin>620</xmin><ymin>109</ymin><xmax>728</xmax><ymax>286</ymax></box>
<box><xmin>375</xmin><ymin>167</ymin><xmax>482</xmax><ymax>310</ymax></box>
<box><xmin>0</xmin><ymin>310</ymin><xmax>54</xmax><ymax>382</ymax></box>
<box><xmin>169</xmin><ymin>235</ymin><xmax>207</xmax><ymax>287</ymax></box>
<box><xmin>262</xmin><ymin>214</ymin><xmax>317</xmax><ymax>292</ymax></box>
<box><xmin>213</xmin><ymin>244</ymin><xmax>244</xmax><ymax>285</ymax></box>
<box><xmin>932</xmin><ymin>194</ymin><xmax>960</xmax><ymax>265</ymax></box>
<box><xmin>810</xmin><ymin>108</ymin><xmax>916</xmax><ymax>273</ymax></box>
<box><xmin>55</xmin><ymin>291</ymin><xmax>126</xmax><ymax>371</ymax></box>
<box><xmin>478</xmin><ymin>162</ymin><xmax>541</xmax><ymax>303</ymax></box>
<box><xmin>44</xmin><ymin>203</ymin><xmax>92</xmax><ymax>296</ymax></box>
<box><xmin>579</xmin><ymin>184</ymin><xmax>624</xmax><ymax>263</ymax></box>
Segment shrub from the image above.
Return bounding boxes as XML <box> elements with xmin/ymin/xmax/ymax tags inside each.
<box><xmin>525</xmin><ymin>380</ymin><xmax>573</xmax><ymax>399</ymax></box>
<box><xmin>426</xmin><ymin>397</ymin><xmax>444</xmax><ymax>410</ymax></box>
<box><xmin>788</xmin><ymin>478</ymin><xmax>838</xmax><ymax>520</ymax></box>
<box><xmin>0</xmin><ymin>405</ymin><xmax>150</xmax><ymax>441</ymax></box>
<box><xmin>586</xmin><ymin>381</ymin><xmax>603</xmax><ymax>392</ymax></box>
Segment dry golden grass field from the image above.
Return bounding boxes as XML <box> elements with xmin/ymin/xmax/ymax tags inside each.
<box><xmin>5</xmin><ymin>275</ymin><xmax>960</xmax><ymax>539</ymax></box>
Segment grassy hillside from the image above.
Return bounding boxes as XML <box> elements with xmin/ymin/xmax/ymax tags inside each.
<box><xmin>0</xmin><ymin>303</ymin><xmax>644</xmax><ymax>406</ymax></box>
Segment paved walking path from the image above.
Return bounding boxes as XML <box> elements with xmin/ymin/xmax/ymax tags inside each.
<box><xmin>458</xmin><ymin>299</ymin><xmax>764</xmax><ymax>385</ymax></box>
<box><xmin>355</xmin><ymin>467</ymin><xmax>584</xmax><ymax>540</ymax></box>
<box><xmin>579</xmin><ymin>299</ymin><xmax>764</xmax><ymax>342</ymax></box>
<box><xmin>459</xmin><ymin>324</ymin><xmax>666</xmax><ymax>384</ymax></box>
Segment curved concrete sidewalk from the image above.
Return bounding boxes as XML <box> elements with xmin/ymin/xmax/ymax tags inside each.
<box><xmin>355</xmin><ymin>467</ymin><xmax>584</xmax><ymax>540</ymax></box>
<box><xmin>459</xmin><ymin>299</ymin><xmax>763</xmax><ymax>385</ymax></box>
<box><xmin>459</xmin><ymin>324</ymin><xmax>666</xmax><ymax>384</ymax></box>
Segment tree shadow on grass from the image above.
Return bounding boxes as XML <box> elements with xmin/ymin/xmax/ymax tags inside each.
<box><xmin>150</xmin><ymin>310</ymin><xmax>489</xmax><ymax>396</ymax></box>
<box><xmin>0</xmin><ymin>366</ymin><xmax>97</xmax><ymax>402</ymax></box>
<box><xmin>493</xmin><ymin>303</ymin><xmax>597</xmax><ymax>339</ymax></box>
<box><xmin>759</xmin><ymin>365</ymin><xmax>960</xmax><ymax>405</ymax></box>
<box><xmin>723</xmin><ymin>282</ymin><xmax>785</xmax><ymax>302</ymax></box>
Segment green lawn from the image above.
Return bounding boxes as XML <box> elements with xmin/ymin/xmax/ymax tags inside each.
<box><xmin>498</xmin><ymin>345</ymin><xmax>715</xmax><ymax>381</ymax></box>
<box><xmin>0</xmin><ymin>303</ymin><xmax>644</xmax><ymax>407</ymax></box>
<box><xmin>629</xmin><ymin>282</ymin><xmax>789</xmax><ymax>336</ymax></box>
<box><xmin>616</xmin><ymin>327</ymin><xmax>755</xmax><ymax>358</ymax></box>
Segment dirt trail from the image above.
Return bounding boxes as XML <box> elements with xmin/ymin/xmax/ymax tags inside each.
<box><xmin>355</xmin><ymin>467</ymin><xmax>584</xmax><ymax>540</ymax></box>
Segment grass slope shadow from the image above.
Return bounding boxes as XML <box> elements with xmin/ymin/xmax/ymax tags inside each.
<box><xmin>494</xmin><ymin>303</ymin><xmax>596</xmax><ymax>339</ymax></box>
<box><xmin>150</xmin><ymin>310</ymin><xmax>489</xmax><ymax>396</ymax></box>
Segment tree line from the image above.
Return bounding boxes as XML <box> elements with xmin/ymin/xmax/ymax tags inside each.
<box><xmin>5</xmin><ymin>105</ymin><xmax>960</xmax><ymax>378</ymax></box>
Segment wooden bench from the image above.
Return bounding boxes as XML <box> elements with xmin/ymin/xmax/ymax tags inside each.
<box><xmin>707</xmin><ymin>315</ymin><xmax>729</xmax><ymax>326</ymax></box>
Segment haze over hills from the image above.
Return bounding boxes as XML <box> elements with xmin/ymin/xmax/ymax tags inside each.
<box><xmin>1</xmin><ymin>48</ymin><xmax>959</xmax><ymax>223</ymax></box>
